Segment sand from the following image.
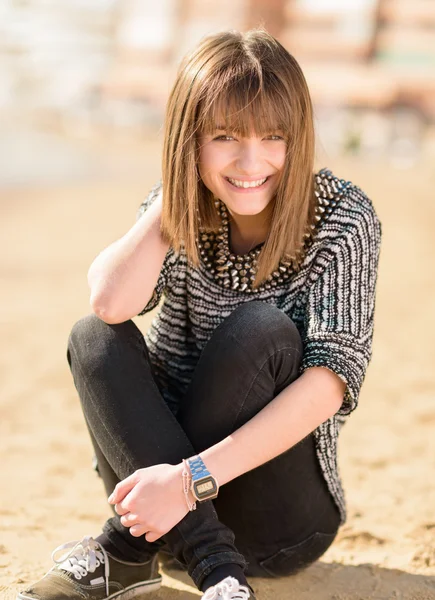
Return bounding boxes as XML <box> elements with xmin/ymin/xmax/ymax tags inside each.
<box><xmin>1</xmin><ymin>141</ymin><xmax>434</xmax><ymax>599</ymax></box>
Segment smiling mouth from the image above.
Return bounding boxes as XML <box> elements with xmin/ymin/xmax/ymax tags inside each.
<box><xmin>226</xmin><ymin>176</ymin><xmax>269</xmax><ymax>189</ymax></box>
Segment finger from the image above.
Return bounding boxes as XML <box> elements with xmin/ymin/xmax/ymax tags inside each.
<box><xmin>114</xmin><ymin>486</ymin><xmax>139</xmax><ymax>515</ymax></box>
<box><xmin>108</xmin><ymin>473</ymin><xmax>137</xmax><ymax>505</ymax></box>
<box><xmin>114</xmin><ymin>502</ymin><xmax>130</xmax><ymax>516</ymax></box>
<box><xmin>145</xmin><ymin>530</ymin><xmax>162</xmax><ymax>543</ymax></box>
<box><xmin>120</xmin><ymin>513</ymin><xmax>139</xmax><ymax>526</ymax></box>
<box><xmin>129</xmin><ymin>524</ymin><xmax>149</xmax><ymax>538</ymax></box>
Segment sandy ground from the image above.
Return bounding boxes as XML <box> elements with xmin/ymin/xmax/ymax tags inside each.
<box><xmin>0</xmin><ymin>139</ymin><xmax>434</xmax><ymax>599</ymax></box>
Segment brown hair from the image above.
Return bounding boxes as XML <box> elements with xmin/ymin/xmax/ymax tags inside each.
<box><xmin>161</xmin><ymin>27</ymin><xmax>316</xmax><ymax>288</ymax></box>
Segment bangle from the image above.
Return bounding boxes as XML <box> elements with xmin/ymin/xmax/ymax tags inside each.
<box><xmin>182</xmin><ymin>459</ymin><xmax>197</xmax><ymax>511</ymax></box>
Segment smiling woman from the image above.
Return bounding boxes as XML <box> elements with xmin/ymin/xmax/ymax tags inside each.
<box><xmin>161</xmin><ymin>29</ymin><xmax>316</xmax><ymax>288</ymax></box>
<box><xmin>197</xmin><ymin>129</ymin><xmax>287</xmax><ymax>254</ymax></box>
<box><xmin>18</xmin><ymin>27</ymin><xmax>382</xmax><ymax>600</ymax></box>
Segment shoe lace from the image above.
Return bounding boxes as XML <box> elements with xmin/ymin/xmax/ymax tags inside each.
<box><xmin>51</xmin><ymin>535</ymin><xmax>110</xmax><ymax>596</ymax></box>
<box><xmin>202</xmin><ymin>576</ymin><xmax>251</xmax><ymax>599</ymax></box>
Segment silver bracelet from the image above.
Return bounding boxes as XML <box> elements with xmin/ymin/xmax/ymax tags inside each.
<box><xmin>182</xmin><ymin>459</ymin><xmax>197</xmax><ymax>511</ymax></box>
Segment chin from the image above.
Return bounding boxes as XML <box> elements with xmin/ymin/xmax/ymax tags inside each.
<box><xmin>222</xmin><ymin>198</ymin><xmax>272</xmax><ymax>217</ymax></box>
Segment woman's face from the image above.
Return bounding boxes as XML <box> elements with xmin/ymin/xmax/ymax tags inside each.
<box><xmin>197</xmin><ymin>127</ymin><xmax>287</xmax><ymax>217</ymax></box>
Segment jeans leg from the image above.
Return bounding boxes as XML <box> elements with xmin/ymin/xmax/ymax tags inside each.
<box><xmin>66</xmin><ymin>314</ymin><xmax>247</xmax><ymax>589</ymax></box>
<box><xmin>81</xmin><ymin>416</ymin><xmax>167</xmax><ymax>562</ymax></box>
<box><xmin>176</xmin><ymin>301</ymin><xmax>340</xmax><ymax>578</ymax></box>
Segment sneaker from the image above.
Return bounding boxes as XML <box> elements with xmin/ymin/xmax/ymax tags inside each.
<box><xmin>201</xmin><ymin>576</ymin><xmax>256</xmax><ymax>599</ymax></box>
<box><xmin>17</xmin><ymin>535</ymin><xmax>162</xmax><ymax>600</ymax></box>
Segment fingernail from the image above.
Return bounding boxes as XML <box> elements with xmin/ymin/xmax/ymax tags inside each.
<box><xmin>108</xmin><ymin>494</ymin><xmax>114</xmax><ymax>503</ymax></box>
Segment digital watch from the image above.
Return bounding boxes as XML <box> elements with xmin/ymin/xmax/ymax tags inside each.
<box><xmin>186</xmin><ymin>455</ymin><xmax>219</xmax><ymax>502</ymax></box>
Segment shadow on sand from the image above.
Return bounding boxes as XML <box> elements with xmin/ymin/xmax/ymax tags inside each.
<box><xmin>158</xmin><ymin>559</ymin><xmax>435</xmax><ymax>599</ymax></box>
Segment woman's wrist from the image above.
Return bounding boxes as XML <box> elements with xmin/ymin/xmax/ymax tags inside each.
<box><xmin>181</xmin><ymin>459</ymin><xmax>197</xmax><ymax>511</ymax></box>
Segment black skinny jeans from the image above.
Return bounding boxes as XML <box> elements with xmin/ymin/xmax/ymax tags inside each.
<box><xmin>66</xmin><ymin>301</ymin><xmax>340</xmax><ymax>590</ymax></box>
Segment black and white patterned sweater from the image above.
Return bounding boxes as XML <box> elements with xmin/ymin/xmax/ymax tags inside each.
<box><xmin>135</xmin><ymin>169</ymin><xmax>382</xmax><ymax>524</ymax></box>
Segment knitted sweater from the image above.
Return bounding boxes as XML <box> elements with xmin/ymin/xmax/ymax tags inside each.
<box><xmin>135</xmin><ymin>169</ymin><xmax>382</xmax><ymax>524</ymax></box>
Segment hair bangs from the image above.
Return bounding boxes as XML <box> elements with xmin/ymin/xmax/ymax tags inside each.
<box><xmin>197</xmin><ymin>71</ymin><xmax>291</xmax><ymax>140</ymax></box>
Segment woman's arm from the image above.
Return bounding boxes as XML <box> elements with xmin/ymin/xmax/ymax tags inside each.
<box><xmin>108</xmin><ymin>366</ymin><xmax>344</xmax><ymax>541</ymax></box>
<box><xmin>200</xmin><ymin>366</ymin><xmax>346</xmax><ymax>486</ymax></box>
<box><xmin>88</xmin><ymin>192</ymin><xmax>170</xmax><ymax>324</ymax></box>
<box><xmin>108</xmin><ymin>366</ymin><xmax>345</xmax><ymax>541</ymax></box>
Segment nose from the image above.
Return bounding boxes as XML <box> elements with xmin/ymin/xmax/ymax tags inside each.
<box><xmin>235</xmin><ymin>139</ymin><xmax>263</xmax><ymax>174</ymax></box>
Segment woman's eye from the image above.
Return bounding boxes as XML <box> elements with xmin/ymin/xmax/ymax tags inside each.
<box><xmin>214</xmin><ymin>135</ymin><xmax>235</xmax><ymax>141</ymax></box>
<box><xmin>266</xmin><ymin>135</ymin><xmax>284</xmax><ymax>141</ymax></box>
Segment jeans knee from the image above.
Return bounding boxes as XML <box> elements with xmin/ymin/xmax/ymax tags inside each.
<box><xmin>223</xmin><ymin>301</ymin><xmax>302</xmax><ymax>357</ymax></box>
<box><xmin>67</xmin><ymin>313</ymin><xmax>145</xmax><ymax>371</ymax></box>
<box><xmin>68</xmin><ymin>313</ymin><xmax>104</xmax><ymax>351</ymax></box>
<box><xmin>67</xmin><ymin>314</ymin><xmax>104</xmax><ymax>370</ymax></box>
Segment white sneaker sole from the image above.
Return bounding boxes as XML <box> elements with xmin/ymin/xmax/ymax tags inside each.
<box><xmin>17</xmin><ymin>577</ymin><xmax>162</xmax><ymax>600</ymax></box>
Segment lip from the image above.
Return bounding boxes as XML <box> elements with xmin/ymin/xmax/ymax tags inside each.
<box><xmin>223</xmin><ymin>175</ymin><xmax>271</xmax><ymax>192</ymax></box>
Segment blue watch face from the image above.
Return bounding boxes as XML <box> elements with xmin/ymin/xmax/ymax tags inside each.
<box><xmin>193</xmin><ymin>476</ymin><xmax>218</xmax><ymax>501</ymax></box>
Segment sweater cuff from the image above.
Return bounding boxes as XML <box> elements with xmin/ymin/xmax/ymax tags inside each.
<box><xmin>301</xmin><ymin>335</ymin><xmax>368</xmax><ymax>416</ymax></box>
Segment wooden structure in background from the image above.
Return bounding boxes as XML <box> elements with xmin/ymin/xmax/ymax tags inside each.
<box><xmin>98</xmin><ymin>0</ymin><xmax>435</xmax><ymax>120</ymax></box>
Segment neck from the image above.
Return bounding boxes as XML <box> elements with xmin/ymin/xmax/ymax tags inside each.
<box><xmin>227</xmin><ymin>204</ymin><xmax>273</xmax><ymax>255</ymax></box>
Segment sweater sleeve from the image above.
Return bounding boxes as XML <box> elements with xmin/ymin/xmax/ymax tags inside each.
<box><xmin>300</xmin><ymin>188</ymin><xmax>382</xmax><ymax>416</ymax></box>
<box><xmin>135</xmin><ymin>180</ymin><xmax>177</xmax><ymax>315</ymax></box>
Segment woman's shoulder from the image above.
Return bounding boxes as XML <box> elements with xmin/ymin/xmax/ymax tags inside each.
<box><xmin>314</xmin><ymin>167</ymin><xmax>382</xmax><ymax>245</ymax></box>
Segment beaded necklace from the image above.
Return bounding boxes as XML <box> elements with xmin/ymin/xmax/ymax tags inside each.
<box><xmin>197</xmin><ymin>168</ymin><xmax>349</xmax><ymax>293</ymax></box>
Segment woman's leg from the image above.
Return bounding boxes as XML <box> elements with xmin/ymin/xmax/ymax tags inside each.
<box><xmin>175</xmin><ymin>300</ymin><xmax>341</xmax><ymax>578</ymax></box>
<box><xmin>66</xmin><ymin>314</ymin><xmax>247</xmax><ymax>590</ymax></box>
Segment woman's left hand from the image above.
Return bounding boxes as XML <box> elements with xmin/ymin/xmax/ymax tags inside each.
<box><xmin>108</xmin><ymin>463</ymin><xmax>189</xmax><ymax>542</ymax></box>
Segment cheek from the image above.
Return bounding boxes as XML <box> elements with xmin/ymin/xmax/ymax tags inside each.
<box><xmin>198</xmin><ymin>147</ymin><xmax>212</xmax><ymax>179</ymax></box>
<box><xmin>198</xmin><ymin>148</ymin><xmax>225</xmax><ymax>183</ymax></box>
<box><xmin>271</xmin><ymin>147</ymin><xmax>287</xmax><ymax>171</ymax></box>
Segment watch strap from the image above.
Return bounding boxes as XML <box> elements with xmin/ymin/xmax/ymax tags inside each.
<box><xmin>186</xmin><ymin>455</ymin><xmax>219</xmax><ymax>501</ymax></box>
<box><xmin>187</xmin><ymin>455</ymin><xmax>212</xmax><ymax>481</ymax></box>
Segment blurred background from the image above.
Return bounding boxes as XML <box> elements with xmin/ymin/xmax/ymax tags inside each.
<box><xmin>1</xmin><ymin>0</ymin><xmax>434</xmax><ymax>180</ymax></box>
<box><xmin>1</xmin><ymin>1</ymin><xmax>434</xmax><ymax>599</ymax></box>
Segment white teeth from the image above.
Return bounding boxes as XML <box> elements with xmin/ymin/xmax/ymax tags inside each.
<box><xmin>227</xmin><ymin>177</ymin><xmax>267</xmax><ymax>188</ymax></box>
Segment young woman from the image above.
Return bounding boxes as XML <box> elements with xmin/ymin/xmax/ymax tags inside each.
<box><xmin>18</xmin><ymin>28</ymin><xmax>382</xmax><ymax>600</ymax></box>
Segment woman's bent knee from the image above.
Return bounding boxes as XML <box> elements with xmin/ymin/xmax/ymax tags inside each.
<box><xmin>67</xmin><ymin>313</ymin><xmax>142</xmax><ymax>372</ymax></box>
<box><xmin>221</xmin><ymin>301</ymin><xmax>302</xmax><ymax>356</ymax></box>
<box><xmin>68</xmin><ymin>313</ymin><xmax>140</xmax><ymax>349</ymax></box>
